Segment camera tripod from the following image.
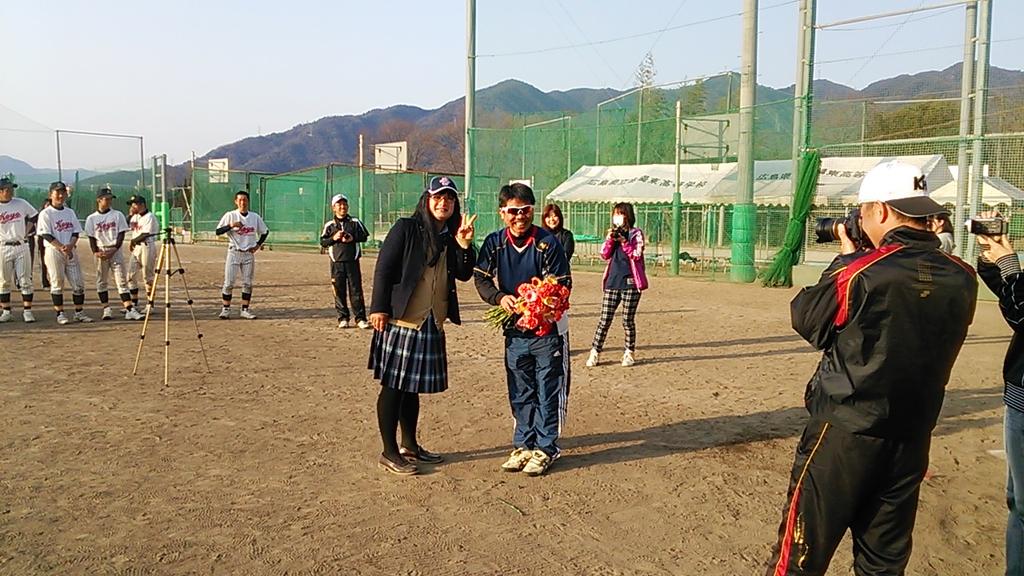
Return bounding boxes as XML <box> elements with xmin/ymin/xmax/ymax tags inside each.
<box><xmin>132</xmin><ymin>228</ymin><xmax>210</xmax><ymax>386</ymax></box>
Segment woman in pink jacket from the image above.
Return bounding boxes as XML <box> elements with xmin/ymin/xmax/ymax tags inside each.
<box><xmin>586</xmin><ymin>202</ymin><xmax>648</xmax><ymax>367</ymax></box>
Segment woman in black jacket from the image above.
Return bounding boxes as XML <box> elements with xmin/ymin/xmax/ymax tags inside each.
<box><xmin>542</xmin><ymin>203</ymin><xmax>575</xmax><ymax>265</ymax></box>
<box><xmin>368</xmin><ymin>176</ymin><xmax>477</xmax><ymax>476</ymax></box>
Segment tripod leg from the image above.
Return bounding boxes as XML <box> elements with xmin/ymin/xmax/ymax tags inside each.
<box><xmin>132</xmin><ymin>239</ymin><xmax>167</xmax><ymax>376</ymax></box>
<box><xmin>164</xmin><ymin>238</ymin><xmax>172</xmax><ymax>387</ymax></box>
<box><xmin>169</xmin><ymin>240</ymin><xmax>210</xmax><ymax>372</ymax></box>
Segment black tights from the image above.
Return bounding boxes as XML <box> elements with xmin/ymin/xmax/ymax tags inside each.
<box><xmin>376</xmin><ymin>387</ymin><xmax>420</xmax><ymax>459</ymax></box>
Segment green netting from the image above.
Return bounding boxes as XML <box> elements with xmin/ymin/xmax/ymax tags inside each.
<box><xmin>761</xmin><ymin>150</ymin><xmax>821</xmax><ymax>287</ymax></box>
<box><xmin>191</xmin><ymin>167</ymin><xmax>269</xmax><ymax>241</ymax></box>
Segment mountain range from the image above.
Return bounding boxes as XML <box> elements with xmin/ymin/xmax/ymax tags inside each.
<box><xmin>5</xmin><ymin>62</ymin><xmax>1022</xmax><ymax>184</ymax></box>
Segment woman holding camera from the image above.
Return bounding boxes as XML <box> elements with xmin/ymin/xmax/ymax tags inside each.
<box><xmin>586</xmin><ymin>202</ymin><xmax>648</xmax><ymax>367</ymax></box>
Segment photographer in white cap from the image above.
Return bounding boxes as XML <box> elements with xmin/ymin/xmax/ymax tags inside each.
<box><xmin>766</xmin><ymin>160</ymin><xmax>978</xmax><ymax>575</ymax></box>
<box><xmin>319</xmin><ymin>193</ymin><xmax>370</xmax><ymax>329</ymax></box>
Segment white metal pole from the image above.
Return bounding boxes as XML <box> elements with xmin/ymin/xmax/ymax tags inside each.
<box><xmin>465</xmin><ymin>0</ymin><xmax>477</xmax><ymax>208</ymax></box>
<box><xmin>966</xmin><ymin>0</ymin><xmax>991</xmax><ymax>263</ymax></box>
<box><xmin>954</xmin><ymin>1</ymin><xmax>978</xmax><ymax>257</ymax></box>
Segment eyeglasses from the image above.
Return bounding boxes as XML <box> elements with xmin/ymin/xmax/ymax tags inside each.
<box><xmin>500</xmin><ymin>205</ymin><xmax>534</xmax><ymax>217</ymax></box>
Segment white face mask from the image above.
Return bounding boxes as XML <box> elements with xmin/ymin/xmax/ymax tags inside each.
<box><xmin>612</xmin><ymin>215</ymin><xmax>625</xmax><ymax>227</ymax></box>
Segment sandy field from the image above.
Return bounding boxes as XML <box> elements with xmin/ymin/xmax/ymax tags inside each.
<box><xmin>0</xmin><ymin>241</ymin><xmax>1010</xmax><ymax>575</ymax></box>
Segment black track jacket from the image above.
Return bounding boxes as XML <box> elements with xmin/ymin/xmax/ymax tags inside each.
<box><xmin>791</xmin><ymin>226</ymin><xmax>977</xmax><ymax>439</ymax></box>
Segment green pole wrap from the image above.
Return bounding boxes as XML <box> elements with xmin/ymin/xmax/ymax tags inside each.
<box><xmin>760</xmin><ymin>150</ymin><xmax>822</xmax><ymax>287</ymax></box>
<box><xmin>730</xmin><ymin>202</ymin><xmax>757</xmax><ymax>283</ymax></box>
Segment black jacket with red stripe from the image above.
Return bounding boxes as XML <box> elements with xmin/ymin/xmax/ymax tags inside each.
<box><xmin>791</xmin><ymin>226</ymin><xmax>977</xmax><ymax>439</ymax></box>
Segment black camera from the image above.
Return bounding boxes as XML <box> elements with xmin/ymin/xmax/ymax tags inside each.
<box><xmin>965</xmin><ymin>217</ymin><xmax>1008</xmax><ymax>236</ymax></box>
<box><xmin>814</xmin><ymin>207</ymin><xmax>866</xmax><ymax>247</ymax></box>
<box><xmin>609</xmin><ymin>226</ymin><xmax>628</xmax><ymax>241</ymax></box>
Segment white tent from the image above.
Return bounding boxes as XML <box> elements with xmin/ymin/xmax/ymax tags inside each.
<box><xmin>930</xmin><ymin>166</ymin><xmax>1024</xmax><ymax>206</ymax></box>
<box><xmin>546</xmin><ymin>155</ymin><xmax>955</xmax><ymax>206</ymax></box>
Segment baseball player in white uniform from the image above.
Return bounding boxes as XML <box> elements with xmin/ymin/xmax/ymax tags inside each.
<box><xmin>127</xmin><ymin>195</ymin><xmax>159</xmax><ymax>310</ymax></box>
<box><xmin>216</xmin><ymin>190</ymin><xmax>268</xmax><ymax>319</ymax></box>
<box><xmin>0</xmin><ymin>177</ymin><xmax>38</xmax><ymax>323</ymax></box>
<box><xmin>84</xmin><ymin>187</ymin><xmax>143</xmax><ymax>321</ymax></box>
<box><xmin>36</xmin><ymin>181</ymin><xmax>92</xmax><ymax>324</ymax></box>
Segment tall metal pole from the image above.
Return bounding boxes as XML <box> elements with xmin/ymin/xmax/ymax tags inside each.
<box><xmin>954</xmin><ymin>1</ymin><xmax>978</xmax><ymax>258</ymax></box>
<box><xmin>522</xmin><ymin>119</ymin><xmax>527</xmax><ymax>179</ymax></box>
<box><xmin>160</xmin><ymin>154</ymin><xmax>169</xmax><ymax>230</ymax></box>
<box><xmin>801</xmin><ymin>0</ymin><xmax>817</xmax><ymax>155</ymax></box>
<box><xmin>139</xmin><ymin>139</ymin><xmax>146</xmax><ymax>197</ymax></box>
<box><xmin>56</xmin><ymin>130</ymin><xmax>63</xmax><ymax>182</ymax></box>
<box><xmin>636</xmin><ymin>86</ymin><xmax>644</xmax><ymax>165</ymax></box>
<box><xmin>966</xmin><ymin>0</ymin><xmax>991</xmax><ymax>263</ymax></box>
<box><xmin>190</xmin><ymin>151</ymin><xmax>196</xmax><ymax>239</ymax></box>
<box><xmin>790</xmin><ymin>0</ymin><xmax>809</xmax><ymax>197</ymax></box>
<box><xmin>731</xmin><ymin>0</ymin><xmax>758</xmax><ymax>283</ymax></box>
<box><xmin>566</xmin><ymin>116</ymin><xmax>572</xmax><ymax>178</ymax></box>
<box><xmin>358</xmin><ymin>133</ymin><xmax>365</xmax><ymax>224</ymax></box>
<box><xmin>672</xmin><ymin>100</ymin><xmax>682</xmax><ymax>276</ymax></box>
<box><xmin>465</xmin><ymin>0</ymin><xmax>477</xmax><ymax>211</ymax></box>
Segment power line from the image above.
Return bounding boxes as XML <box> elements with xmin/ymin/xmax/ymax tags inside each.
<box><xmin>845</xmin><ymin>0</ymin><xmax>929</xmax><ymax>86</ymax></box>
<box><xmin>478</xmin><ymin>0</ymin><xmax>798</xmax><ymax>59</ymax></box>
<box><xmin>820</xmin><ymin>6</ymin><xmax>959</xmax><ymax>32</ymax></box>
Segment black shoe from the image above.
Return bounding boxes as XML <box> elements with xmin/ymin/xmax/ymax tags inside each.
<box><xmin>399</xmin><ymin>445</ymin><xmax>444</xmax><ymax>464</ymax></box>
<box><xmin>378</xmin><ymin>453</ymin><xmax>419</xmax><ymax>476</ymax></box>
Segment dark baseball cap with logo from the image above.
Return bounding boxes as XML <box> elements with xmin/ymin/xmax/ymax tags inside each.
<box><xmin>96</xmin><ymin>186</ymin><xmax>115</xmax><ymax>199</ymax></box>
<box><xmin>128</xmin><ymin>194</ymin><xmax>147</xmax><ymax>205</ymax></box>
<box><xmin>427</xmin><ymin>176</ymin><xmax>458</xmax><ymax>196</ymax></box>
<box><xmin>0</xmin><ymin>177</ymin><xmax>17</xmax><ymax>190</ymax></box>
<box><xmin>49</xmin><ymin>181</ymin><xmax>68</xmax><ymax>193</ymax></box>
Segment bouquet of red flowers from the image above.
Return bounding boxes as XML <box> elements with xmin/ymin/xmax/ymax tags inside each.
<box><xmin>484</xmin><ymin>275</ymin><xmax>571</xmax><ymax>337</ymax></box>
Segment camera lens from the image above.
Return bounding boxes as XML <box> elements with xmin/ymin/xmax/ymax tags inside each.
<box><xmin>814</xmin><ymin>218</ymin><xmax>838</xmax><ymax>244</ymax></box>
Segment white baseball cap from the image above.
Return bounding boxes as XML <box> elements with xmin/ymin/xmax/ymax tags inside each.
<box><xmin>331</xmin><ymin>193</ymin><xmax>348</xmax><ymax>205</ymax></box>
<box><xmin>857</xmin><ymin>160</ymin><xmax>948</xmax><ymax>217</ymax></box>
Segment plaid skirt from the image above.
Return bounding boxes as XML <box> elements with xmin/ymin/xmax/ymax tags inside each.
<box><xmin>368</xmin><ymin>314</ymin><xmax>448</xmax><ymax>394</ymax></box>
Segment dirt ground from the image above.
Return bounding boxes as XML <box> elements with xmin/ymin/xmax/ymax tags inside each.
<box><xmin>0</xmin><ymin>241</ymin><xmax>1009</xmax><ymax>575</ymax></box>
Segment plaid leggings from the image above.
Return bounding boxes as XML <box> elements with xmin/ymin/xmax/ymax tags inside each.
<box><xmin>591</xmin><ymin>288</ymin><xmax>642</xmax><ymax>352</ymax></box>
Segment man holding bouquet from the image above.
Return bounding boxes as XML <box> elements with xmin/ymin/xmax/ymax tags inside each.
<box><xmin>474</xmin><ymin>182</ymin><xmax>570</xmax><ymax>477</ymax></box>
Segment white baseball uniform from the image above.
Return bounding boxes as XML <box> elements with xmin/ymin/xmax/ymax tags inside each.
<box><xmin>0</xmin><ymin>197</ymin><xmax>38</xmax><ymax>297</ymax></box>
<box><xmin>84</xmin><ymin>209</ymin><xmax>130</xmax><ymax>295</ymax></box>
<box><xmin>128</xmin><ymin>210</ymin><xmax>159</xmax><ymax>295</ymax></box>
<box><xmin>37</xmin><ymin>205</ymin><xmax>85</xmax><ymax>295</ymax></box>
<box><xmin>217</xmin><ymin>209</ymin><xmax>268</xmax><ymax>294</ymax></box>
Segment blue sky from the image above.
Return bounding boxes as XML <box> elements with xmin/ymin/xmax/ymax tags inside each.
<box><xmin>3</xmin><ymin>0</ymin><xmax>1021</xmax><ymax>169</ymax></box>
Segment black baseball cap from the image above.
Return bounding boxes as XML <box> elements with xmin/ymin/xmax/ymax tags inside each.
<box><xmin>96</xmin><ymin>186</ymin><xmax>115</xmax><ymax>199</ymax></box>
<box><xmin>427</xmin><ymin>176</ymin><xmax>458</xmax><ymax>196</ymax></box>
<box><xmin>0</xmin><ymin>178</ymin><xmax>17</xmax><ymax>190</ymax></box>
<box><xmin>49</xmin><ymin>181</ymin><xmax>68</xmax><ymax>193</ymax></box>
<box><xmin>128</xmin><ymin>194</ymin><xmax>147</xmax><ymax>205</ymax></box>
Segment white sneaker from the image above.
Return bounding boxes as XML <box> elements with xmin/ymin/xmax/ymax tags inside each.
<box><xmin>56</xmin><ymin>312</ymin><xmax>70</xmax><ymax>325</ymax></box>
<box><xmin>0</xmin><ymin>309</ymin><xmax>11</xmax><ymax>323</ymax></box>
<box><xmin>22</xmin><ymin>310</ymin><xmax>35</xmax><ymax>323</ymax></box>
<box><xmin>622</xmin><ymin>349</ymin><xmax>635</xmax><ymax>367</ymax></box>
<box><xmin>586</xmin><ymin>348</ymin><xmax>600</xmax><ymax>367</ymax></box>
<box><xmin>101</xmin><ymin>306</ymin><xmax>113</xmax><ymax>320</ymax></box>
<box><xmin>124</xmin><ymin>308</ymin><xmax>144</xmax><ymax>321</ymax></box>
<box><xmin>357</xmin><ymin>320</ymin><xmax>371</xmax><ymax>330</ymax></box>
<box><xmin>218</xmin><ymin>307</ymin><xmax>230</xmax><ymax>320</ymax></box>
<box><xmin>239</xmin><ymin>309</ymin><xmax>257</xmax><ymax>320</ymax></box>
<box><xmin>522</xmin><ymin>450</ymin><xmax>554</xmax><ymax>477</ymax></box>
<box><xmin>74</xmin><ymin>311</ymin><xmax>94</xmax><ymax>323</ymax></box>
<box><xmin>338</xmin><ymin>319</ymin><xmax>351</xmax><ymax>328</ymax></box>
<box><xmin>500</xmin><ymin>447</ymin><xmax>535</xmax><ymax>473</ymax></box>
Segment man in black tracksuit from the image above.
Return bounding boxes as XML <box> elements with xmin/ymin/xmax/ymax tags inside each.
<box><xmin>320</xmin><ymin>194</ymin><xmax>369</xmax><ymax>329</ymax></box>
<box><xmin>766</xmin><ymin>160</ymin><xmax>977</xmax><ymax>576</ymax></box>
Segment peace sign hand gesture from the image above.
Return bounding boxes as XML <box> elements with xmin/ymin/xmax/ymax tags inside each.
<box><xmin>455</xmin><ymin>213</ymin><xmax>477</xmax><ymax>249</ymax></box>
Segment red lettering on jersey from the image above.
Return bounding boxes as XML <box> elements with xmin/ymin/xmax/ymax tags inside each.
<box><xmin>95</xmin><ymin>221</ymin><xmax>118</xmax><ymax>232</ymax></box>
<box><xmin>0</xmin><ymin>211</ymin><xmax>23</xmax><ymax>224</ymax></box>
<box><xmin>55</xmin><ymin>220</ymin><xmax>75</xmax><ymax>232</ymax></box>
<box><xmin>238</xmin><ymin>225</ymin><xmax>255</xmax><ymax>235</ymax></box>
